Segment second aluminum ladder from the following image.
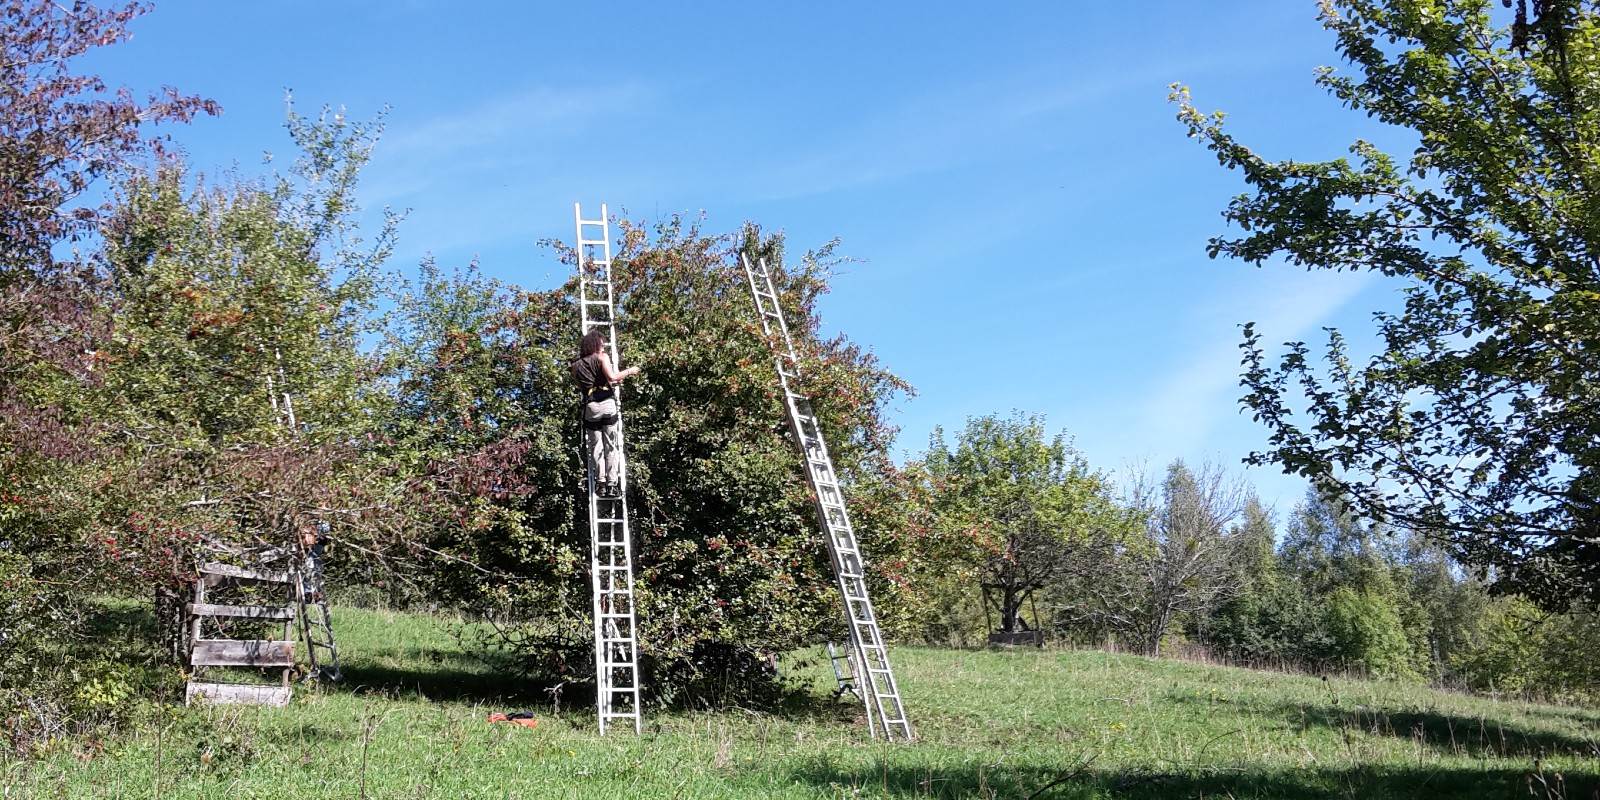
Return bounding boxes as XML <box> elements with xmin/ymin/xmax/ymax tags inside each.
<box><xmin>739</xmin><ymin>254</ymin><xmax>913</xmax><ymax>741</ymax></box>
<box><xmin>575</xmin><ymin>202</ymin><xmax>643</xmax><ymax>735</ymax></box>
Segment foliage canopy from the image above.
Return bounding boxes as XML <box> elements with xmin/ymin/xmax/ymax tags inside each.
<box><xmin>1175</xmin><ymin>0</ymin><xmax>1600</xmax><ymax>607</ymax></box>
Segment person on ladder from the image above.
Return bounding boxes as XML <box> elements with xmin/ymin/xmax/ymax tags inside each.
<box><xmin>571</xmin><ymin>328</ymin><xmax>639</xmax><ymax>498</ymax></box>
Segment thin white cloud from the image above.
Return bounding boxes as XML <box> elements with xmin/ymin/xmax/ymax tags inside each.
<box><xmin>746</xmin><ymin>73</ymin><xmax>1144</xmax><ymax>202</ymax></box>
<box><xmin>384</xmin><ymin>84</ymin><xmax>646</xmax><ymax>158</ymax></box>
<box><xmin>362</xmin><ymin>83</ymin><xmax>651</xmax><ymax>204</ymax></box>
<box><xmin>1138</xmin><ymin>268</ymin><xmax>1379</xmax><ymax>455</ymax></box>
<box><xmin>738</xmin><ymin>45</ymin><xmax>1280</xmax><ymax>204</ymax></box>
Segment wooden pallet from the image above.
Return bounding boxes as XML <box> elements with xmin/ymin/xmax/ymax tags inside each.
<box><xmin>186</xmin><ymin>559</ymin><xmax>298</xmax><ymax>707</ymax></box>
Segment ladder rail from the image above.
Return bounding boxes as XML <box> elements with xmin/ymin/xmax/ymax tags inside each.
<box><xmin>575</xmin><ymin>202</ymin><xmax>643</xmax><ymax>735</ymax></box>
<box><xmin>296</xmin><ymin>548</ymin><xmax>341</xmax><ymax>682</ymax></box>
<box><xmin>738</xmin><ymin>254</ymin><xmax>913</xmax><ymax>741</ymax></box>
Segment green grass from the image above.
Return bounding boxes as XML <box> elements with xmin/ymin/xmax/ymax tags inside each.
<box><xmin>5</xmin><ymin>605</ymin><xmax>1598</xmax><ymax>799</ymax></box>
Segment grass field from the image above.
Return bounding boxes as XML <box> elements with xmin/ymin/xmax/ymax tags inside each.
<box><xmin>5</xmin><ymin>605</ymin><xmax>1598</xmax><ymax>799</ymax></box>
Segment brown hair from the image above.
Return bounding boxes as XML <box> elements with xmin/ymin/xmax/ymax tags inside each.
<box><xmin>579</xmin><ymin>328</ymin><xmax>607</xmax><ymax>358</ymax></box>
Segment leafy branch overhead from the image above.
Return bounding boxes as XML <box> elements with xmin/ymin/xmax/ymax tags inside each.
<box><xmin>1173</xmin><ymin>0</ymin><xmax>1600</xmax><ymax>607</ymax></box>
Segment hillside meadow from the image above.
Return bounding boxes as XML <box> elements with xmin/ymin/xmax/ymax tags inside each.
<box><xmin>3</xmin><ymin>604</ymin><xmax>1597</xmax><ymax>799</ymax></box>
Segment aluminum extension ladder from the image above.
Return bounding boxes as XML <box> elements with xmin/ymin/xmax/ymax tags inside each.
<box><xmin>739</xmin><ymin>254</ymin><xmax>913</xmax><ymax>741</ymax></box>
<box><xmin>574</xmin><ymin>202</ymin><xmax>643</xmax><ymax>735</ymax></box>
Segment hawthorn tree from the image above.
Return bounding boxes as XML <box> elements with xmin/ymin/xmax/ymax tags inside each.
<box><xmin>401</xmin><ymin>215</ymin><xmax>914</xmax><ymax>704</ymax></box>
<box><xmin>1175</xmin><ymin>0</ymin><xmax>1600</xmax><ymax>607</ymax></box>
<box><xmin>0</xmin><ymin>0</ymin><xmax>213</xmax><ymax>746</ymax></box>
<box><xmin>94</xmin><ymin>108</ymin><xmax>408</xmax><ymax>659</ymax></box>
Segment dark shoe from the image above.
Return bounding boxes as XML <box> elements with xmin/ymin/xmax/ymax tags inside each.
<box><xmin>603</xmin><ymin>481</ymin><xmax>621</xmax><ymax>498</ymax></box>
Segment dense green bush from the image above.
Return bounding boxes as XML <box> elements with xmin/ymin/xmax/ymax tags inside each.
<box><xmin>1324</xmin><ymin>586</ymin><xmax>1422</xmax><ymax>681</ymax></box>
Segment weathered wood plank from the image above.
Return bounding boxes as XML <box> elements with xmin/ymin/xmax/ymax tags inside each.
<box><xmin>187</xmin><ymin>603</ymin><xmax>294</xmax><ymax>620</ymax></box>
<box><xmin>198</xmin><ymin>562</ymin><xmax>292</xmax><ymax>584</ymax></box>
<box><xmin>185</xmin><ymin>682</ymin><xmax>291</xmax><ymax>707</ymax></box>
<box><xmin>190</xmin><ymin>639</ymin><xmax>295</xmax><ymax>667</ymax></box>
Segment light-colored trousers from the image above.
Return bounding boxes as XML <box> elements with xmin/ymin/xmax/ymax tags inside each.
<box><xmin>586</xmin><ymin>419</ymin><xmax>622</xmax><ymax>486</ymax></box>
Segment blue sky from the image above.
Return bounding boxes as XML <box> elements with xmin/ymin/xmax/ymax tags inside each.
<box><xmin>87</xmin><ymin>1</ymin><xmax>1417</xmax><ymax>515</ymax></box>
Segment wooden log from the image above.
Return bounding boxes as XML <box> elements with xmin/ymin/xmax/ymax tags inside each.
<box><xmin>198</xmin><ymin>562</ymin><xmax>292</xmax><ymax>584</ymax></box>
<box><xmin>185</xmin><ymin>682</ymin><xmax>291</xmax><ymax>707</ymax></box>
<box><xmin>190</xmin><ymin>639</ymin><xmax>295</xmax><ymax>667</ymax></box>
<box><xmin>187</xmin><ymin>603</ymin><xmax>295</xmax><ymax>620</ymax></box>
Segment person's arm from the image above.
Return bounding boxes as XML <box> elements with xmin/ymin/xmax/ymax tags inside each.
<box><xmin>598</xmin><ymin>352</ymin><xmax>640</xmax><ymax>385</ymax></box>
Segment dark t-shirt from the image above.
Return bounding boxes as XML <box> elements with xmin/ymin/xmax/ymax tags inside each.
<box><xmin>571</xmin><ymin>353</ymin><xmax>610</xmax><ymax>396</ymax></box>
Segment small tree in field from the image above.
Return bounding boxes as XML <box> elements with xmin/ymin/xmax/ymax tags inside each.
<box><xmin>1139</xmin><ymin>461</ymin><xmax>1249</xmax><ymax>655</ymax></box>
<box><xmin>1175</xmin><ymin>0</ymin><xmax>1600</xmax><ymax>608</ymax></box>
<box><xmin>915</xmin><ymin>413</ymin><xmax>1126</xmax><ymax>642</ymax></box>
<box><xmin>1064</xmin><ymin>460</ymin><xmax>1246</xmax><ymax>656</ymax></box>
<box><xmin>96</xmin><ymin>109</ymin><xmax>406</xmax><ymax>652</ymax></box>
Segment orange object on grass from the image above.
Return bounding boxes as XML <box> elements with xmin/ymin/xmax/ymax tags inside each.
<box><xmin>487</xmin><ymin>712</ymin><xmax>538</xmax><ymax>729</ymax></box>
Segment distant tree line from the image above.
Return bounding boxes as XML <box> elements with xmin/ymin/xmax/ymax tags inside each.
<box><xmin>892</xmin><ymin>412</ymin><xmax>1600</xmax><ymax>704</ymax></box>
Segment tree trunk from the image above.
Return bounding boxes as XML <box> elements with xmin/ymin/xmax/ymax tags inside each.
<box><xmin>1142</xmin><ymin>603</ymin><xmax>1170</xmax><ymax>657</ymax></box>
<box><xmin>1001</xmin><ymin>585</ymin><xmax>1028</xmax><ymax>633</ymax></box>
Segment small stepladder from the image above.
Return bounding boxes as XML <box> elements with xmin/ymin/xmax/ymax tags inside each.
<box><xmin>826</xmin><ymin>641</ymin><xmax>860</xmax><ymax>700</ymax></box>
<box><xmin>295</xmin><ymin>538</ymin><xmax>342</xmax><ymax>682</ymax></box>
<box><xmin>574</xmin><ymin>202</ymin><xmax>643</xmax><ymax>735</ymax></box>
<box><xmin>739</xmin><ymin>254</ymin><xmax>914</xmax><ymax>742</ymax></box>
